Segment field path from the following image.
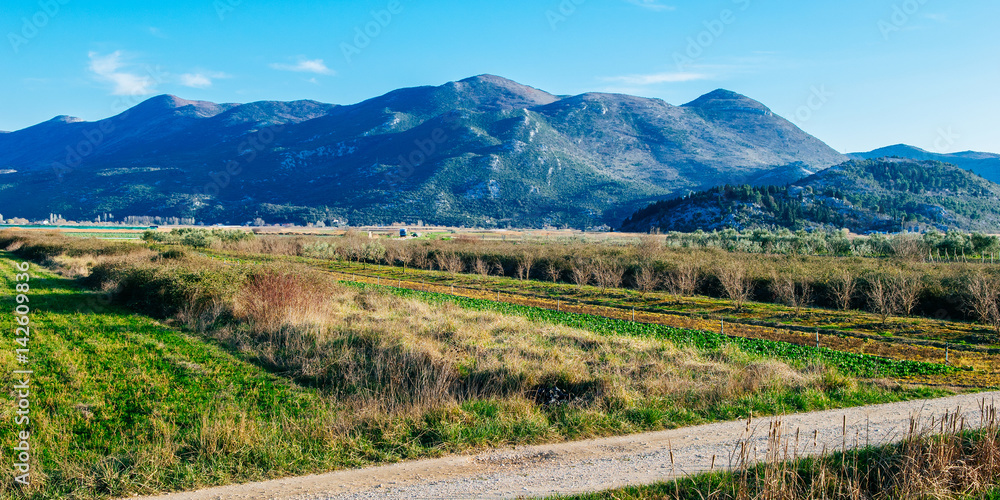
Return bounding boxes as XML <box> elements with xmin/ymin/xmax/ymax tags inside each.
<box><xmin>135</xmin><ymin>391</ymin><xmax>999</xmax><ymax>500</ymax></box>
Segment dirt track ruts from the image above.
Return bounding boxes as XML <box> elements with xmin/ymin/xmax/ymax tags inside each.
<box><xmin>133</xmin><ymin>391</ymin><xmax>1000</xmax><ymax>500</ymax></box>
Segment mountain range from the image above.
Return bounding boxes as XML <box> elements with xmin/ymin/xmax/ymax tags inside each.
<box><xmin>621</xmin><ymin>158</ymin><xmax>1000</xmax><ymax>234</ymax></box>
<box><xmin>849</xmin><ymin>144</ymin><xmax>1000</xmax><ymax>185</ymax></box>
<box><xmin>0</xmin><ymin>75</ymin><xmax>848</xmax><ymax>228</ymax></box>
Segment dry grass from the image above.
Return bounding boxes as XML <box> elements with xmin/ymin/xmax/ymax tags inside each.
<box><xmin>564</xmin><ymin>404</ymin><xmax>1000</xmax><ymax>500</ymax></box>
<box><xmin>220</xmin><ymin>266</ymin><xmax>834</xmax><ymax>418</ymax></box>
<box><xmin>727</xmin><ymin>404</ymin><xmax>1000</xmax><ymax>499</ymax></box>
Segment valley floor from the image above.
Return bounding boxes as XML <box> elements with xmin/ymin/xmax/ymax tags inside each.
<box><xmin>0</xmin><ymin>232</ymin><xmax>985</xmax><ymax>498</ymax></box>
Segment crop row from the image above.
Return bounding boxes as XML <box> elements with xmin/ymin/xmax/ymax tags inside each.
<box><xmin>345</xmin><ymin>282</ymin><xmax>958</xmax><ymax>378</ymax></box>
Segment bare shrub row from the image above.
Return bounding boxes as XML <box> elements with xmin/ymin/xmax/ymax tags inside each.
<box><xmin>206</xmin><ymin>232</ymin><xmax>1000</xmax><ymax>334</ymax></box>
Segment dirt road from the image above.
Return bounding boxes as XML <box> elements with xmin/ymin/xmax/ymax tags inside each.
<box><xmin>136</xmin><ymin>391</ymin><xmax>999</xmax><ymax>500</ymax></box>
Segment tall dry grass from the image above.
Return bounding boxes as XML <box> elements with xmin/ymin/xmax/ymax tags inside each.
<box><xmin>220</xmin><ymin>265</ymin><xmax>833</xmax><ymax>417</ymax></box>
<box><xmin>570</xmin><ymin>405</ymin><xmax>1000</xmax><ymax>499</ymax></box>
<box><xmin>699</xmin><ymin>403</ymin><xmax>1000</xmax><ymax>499</ymax></box>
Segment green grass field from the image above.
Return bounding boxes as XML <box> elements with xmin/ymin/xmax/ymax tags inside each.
<box><xmin>0</xmin><ymin>255</ymin><xmax>359</xmax><ymax>496</ymax></box>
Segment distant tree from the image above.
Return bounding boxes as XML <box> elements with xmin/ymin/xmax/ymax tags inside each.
<box><xmin>490</xmin><ymin>260</ymin><xmax>506</xmax><ymax>277</ymax></box>
<box><xmin>411</xmin><ymin>246</ymin><xmax>431</xmax><ymax>270</ymax></box>
<box><xmin>339</xmin><ymin>230</ymin><xmax>365</xmax><ymax>264</ymax></box>
<box><xmin>360</xmin><ymin>241</ymin><xmax>385</xmax><ymax>270</ymax></box>
<box><xmin>891</xmin><ymin>272</ymin><xmax>923</xmax><ymax>317</ymax></box>
<box><xmin>717</xmin><ymin>260</ymin><xmax>753</xmax><ymax>311</ymax></box>
<box><xmin>665</xmin><ymin>260</ymin><xmax>701</xmax><ymax>301</ymax></box>
<box><xmin>571</xmin><ymin>258</ymin><xmax>593</xmax><ymax>288</ymax></box>
<box><xmin>867</xmin><ymin>274</ymin><xmax>895</xmax><ymax>326</ymax></box>
<box><xmin>635</xmin><ymin>235</ymin><xmax>662</xmax><ymax>263</ymax></box>
<box><xmin>435</xmin><ymin>251</ymin><xmax>464</xmax><ymax>275</ymax></box>
<box><xmin>633</xmin><ymin>264</ymin><xmax>660</xmax><ymax>297</ymax></box>
<box><xmin>593</xmin><ymin>258</ymin><xmax>625</xmax><ymax>291</ymax></box>
<box><xmin>829</xmin><ymin>269</ymin><xmax>857</xmax><ymax>311</ymax></box>
<box><xmin>515</xmin><ymin>251</ymin><xmax>536</xmax><ymax>280</ymax></box>
<box><xmin>544</xmin><ymin>258</ymin><xmax>562</xmax><ymax>283</ymax></box>
<box><xmin>473</xmin><ymin>256</ymin><xmax>491</xmax><ymax>277</ymax></box>
<box><xmin>971</xmin><ymin>233</ymin><xmax>1000</xmax><ymax>255</ymax></box>
<box><xmin>384</xmin><ymin>242</ymin><xmax>403</xmax><ymax>267</ymax></box>
<box><xmin>771</xmin><ymin>272</ymin><xmax>813</xmax><ymax>317</ymax></box>
<box><xmin>396</xmin><ymin>244</ymin><xmax>413</xmax><ymax>273</ymax></box>
<box><xmin>889</xmin><ymin>234</ymin><xmax>926</xmax><ymax>262</ymax></box>
<box><xmin>966</xmin><ymin>273</ymin><xmax>1000</xmax><ymax>338</ymax></box>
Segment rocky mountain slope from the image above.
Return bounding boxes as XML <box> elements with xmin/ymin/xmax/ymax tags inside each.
<box><xmin>622</xmin><ymin>158</ymin><xmax>1000</xmax><ymax>233</ymax></box>
<box><xmin>0</xmin><ymin>75</ymin><xmax>847</xmax><ymax>227</ymax></box>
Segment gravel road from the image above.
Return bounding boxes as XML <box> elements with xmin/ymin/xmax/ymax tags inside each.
<box><xmin>135</xmin><ymin>391</ymin><xmax>999</xmax><ymax>500</ymax></box>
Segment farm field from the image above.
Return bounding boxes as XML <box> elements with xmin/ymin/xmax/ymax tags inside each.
<box><xmin>370</xmin><ymin>266</ymin><xmax>987</xmax><ymax>349</ymax></box>
<box><xmin>197</xmin><ymin>248</ymin><xmax>1000</xmax><ymax>387</ymax></box>
<box><xmin>0</xmin><ymin>229</ymin><xmax>971</xmax><ymax>498</ymax></box>
<box><xmin>193</xmin><ymin>230</ymin><xmax>1000</xmax><ymax>348</ymax></box>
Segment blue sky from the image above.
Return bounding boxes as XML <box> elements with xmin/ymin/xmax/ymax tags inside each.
<box><xmin>3</xmin><ymin>0</ymin><xmax>997</xmax><ymax>154</ymax></box>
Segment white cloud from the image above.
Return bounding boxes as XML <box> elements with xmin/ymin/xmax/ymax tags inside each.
<box><xmin>87</xmin><ymin>51</ymin><xmax>158</xmax><ymax>96</ymax></box>
<box><xmin>624</xmin><ymin>0</ymin><xmax>675</xmax><ymax>11</ymax></box>
<box><xmin>179</xmin><ymin>73</ymin><xmax>212</xmax><ymax>88</ymax></box>
<box><xmin>270</xmin><ymin>58</ymin><xmax>335</xmax><ymax>75</ymax></box>
<box><xmin>179</xmin><ymin>71</ymin><xmax>231</xmax><ymax>88</ymax></box>
<box><xmin>602</xmin><ymin>72</ymin><xmax>710</xmax><ymax>85</ymax></box>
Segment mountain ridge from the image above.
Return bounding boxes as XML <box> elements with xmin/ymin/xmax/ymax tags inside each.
<box><xmin>0</xmin><ymin>74</ymin><xmax>847</xmax><ymax>228</ymax></box>
<box><xmin>850</xmin><ymin>144</ymin><xmax>1000</xmax><ymax>185</ymax></box>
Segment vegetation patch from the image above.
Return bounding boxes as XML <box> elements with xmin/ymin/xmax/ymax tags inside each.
<box><xmin>548</xmin><ymin>410</ymin><xmax>1000</xmax><ymax>500</ymax></box>
<box><xmin>345</xmin><ymin>282</ymin><xmax>958</xmax><ymax>379</ymax></box>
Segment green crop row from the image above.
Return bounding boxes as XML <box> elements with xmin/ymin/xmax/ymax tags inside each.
<box><xmin>345</xmin><ymin>282</ymin><xmax>958</xmax><ymax>379</ymax></box>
